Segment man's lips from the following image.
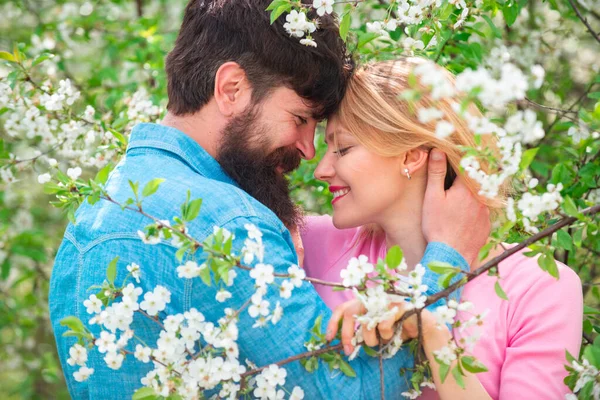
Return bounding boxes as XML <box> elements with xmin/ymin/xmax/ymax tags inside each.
<box><xmin>330</xmin><ymin>185</ymin><xmax>351</xmax><ymax>205</ymax></box>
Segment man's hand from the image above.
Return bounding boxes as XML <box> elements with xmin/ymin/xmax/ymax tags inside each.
<box><xmin>422</xmin><ymin>149</ymin><xmax>491</xmax><ymax>266</ymax></box>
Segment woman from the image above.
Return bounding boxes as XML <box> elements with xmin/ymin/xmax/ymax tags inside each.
<box><xmin>301</xmin><ymin>58</ymin><xmax>583</xmax><ymax>399</ymax></box>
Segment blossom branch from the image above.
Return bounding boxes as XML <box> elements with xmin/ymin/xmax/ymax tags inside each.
<box><xmin>566</xmin><ymin>0</ymin><xmax>600</xmax><ymax>44</ymax></box>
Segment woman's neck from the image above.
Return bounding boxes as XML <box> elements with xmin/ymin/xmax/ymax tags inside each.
<box><xmin>380</xmin><ymin>188</ymin><xmax>427</xmax><ymax>270</ymax></box>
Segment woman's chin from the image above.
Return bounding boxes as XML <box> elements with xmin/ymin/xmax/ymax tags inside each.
<box><xmin>332</xmin><ymin>214</ymin><xmax>360</xmax><ymax>230</ymax></box>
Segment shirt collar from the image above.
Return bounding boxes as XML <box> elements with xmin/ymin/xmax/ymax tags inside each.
<box><xmin>126</xmin><ymin>123</ymin><xmax>239</xmax><ymax>187</ymax></box>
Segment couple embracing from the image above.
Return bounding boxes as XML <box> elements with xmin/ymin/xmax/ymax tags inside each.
<box><xmin>49</xmin><ymin>1</ymin><xmax>582</xmax><ymax>399</ymax></box>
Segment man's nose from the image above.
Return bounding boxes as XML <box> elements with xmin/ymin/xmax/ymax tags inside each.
<box><xmin>295</xmin><ymin>126</ymin><xmax>316</xmax><ymax>160</ymax></box>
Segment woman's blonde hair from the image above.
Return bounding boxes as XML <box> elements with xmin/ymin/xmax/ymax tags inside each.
<box><xmin>336</xmin><ymin>57</ymin><xmax>509</xmax><ymax>215</ymax></box>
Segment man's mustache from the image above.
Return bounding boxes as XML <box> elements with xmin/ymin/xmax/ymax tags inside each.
<box><xmin>266</xmin><ymin>147</ymin><xmax>302</xmax><ymax>174</ymax></box>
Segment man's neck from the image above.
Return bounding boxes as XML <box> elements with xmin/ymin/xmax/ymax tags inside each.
<box><xmin>160</xmin><ymin>108</ymin><xmax>225</xmax><ymax>159</ymax></box>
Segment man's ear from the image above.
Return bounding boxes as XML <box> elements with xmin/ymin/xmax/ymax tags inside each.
<box><xmin>402</xmin><ymin>148</ymin><xmax>429</xmax><ymax>177</ymax></box>
<box><xmin>213</xmin><ymin>62</ymin><xmax>252</xmax><ymax>117</ymax></box>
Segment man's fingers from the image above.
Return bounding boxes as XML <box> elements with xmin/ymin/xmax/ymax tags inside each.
<box><xmin>341</xmin><ymin>312</ymin><xmax>356</xmax><ymax>355</ymax></box>
<box><xmin>424</xmin><ymin>149</ymin><xmax>448</xmax><ymax>201</ymax></box>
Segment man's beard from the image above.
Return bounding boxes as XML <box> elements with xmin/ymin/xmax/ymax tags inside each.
<box><xmin>217</xmin><ymin>107</ymin><xmax>302</xmax><ymax>228</ymax></box>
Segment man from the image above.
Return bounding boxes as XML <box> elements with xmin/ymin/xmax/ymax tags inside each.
<box><xmin>49</xmin><ymin>1</ymin><xmax>490</xmax><ymax>398</ymax></box>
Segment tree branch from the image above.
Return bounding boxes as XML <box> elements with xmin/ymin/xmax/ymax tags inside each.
<box><xmin>567</xmin><ymin>0</ymin><xmax>600</xmax><ymax>44</ymax></box>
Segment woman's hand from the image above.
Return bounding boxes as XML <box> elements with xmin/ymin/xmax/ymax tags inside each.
<box><xmin>326</xmin><ymin>299</ymin><xmax>439</xmax><ymax>356</ymax></box>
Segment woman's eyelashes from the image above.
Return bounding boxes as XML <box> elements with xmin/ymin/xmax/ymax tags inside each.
<box><xmin>333</xmin><ymin>146</ymin><xmax>353</xmax><ymax>156</ymax></box>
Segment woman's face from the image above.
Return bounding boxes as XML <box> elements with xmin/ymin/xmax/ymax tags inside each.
<box><xmin>314</xmin><ymin>116</ymin><xmax>407</xmax><ymax>229</ymax></box>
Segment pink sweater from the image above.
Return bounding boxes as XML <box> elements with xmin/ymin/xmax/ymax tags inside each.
<box><xmin>301</xmin><ymin>215</ymin><xmax>583</xmax><ymax>399</ymax></box>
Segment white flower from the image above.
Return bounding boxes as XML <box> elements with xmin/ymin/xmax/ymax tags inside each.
<box><xmin>313</xmin><ymin>0</ymin><xmax>334</xmax><ymax>16</ymax></box>
<box><xmin>401</xmin><ymin>389</ymin><xmax>421</xmax><ymax>399</ymax></box>
<box><xmin>37</xmin><ymin>173</ymin><xmax>51</xmax><ymax>184</ymax></box>
<box><xmin>366</xmin><ymin>21</ymin><xmax>387</xmax><ymax>36</ymax></box>
<box><xmin>283</xmin><ymin>10</ymin><xmax>315</xmax><ymax>38</ymax></box>
<box><xmin>104</xmin><ymin>351</ymin><xmax>125</xmax><ymax>370</ymax></box>
<box><xmin>300</xmin><ymin>38</ymin><xmax>317</xmax><ymax>47</ymax></box>
<box><xmin>248</xmin><ymin>299</ymin><xmax>270</xmax><ymax>318</ymax></box>
<box><xmin>250</xmin><ymin>263</ymin><xmax>275</xmax><ymax>287</ymax></box>
<box><xmin>83</xmin><ymin>294</ymin><xmax>102</xmax><ymax>314</ymax></box>
<box><xmin>433</xmin><ymin>342</ymin><xmax>458</xmax><ymax>365</ymax></box>
<box><xmin>140</xmin><ymin>290</ymin><xmax>166</xmax><ymax>316</ymax></box>
<box><xmin>418</xmin><ymin>107</ymin><xmax>444</xmax><ymax>124</ymax></box>
<box><xmin>531</xmin><ymin>64</ymin><xmax>545</xmax><ymax>89</ymax></box>
<box><xmin>288</xmin><ymin>264</ymin><xmax>305</xmax><ymax>287</ymax></box>
<box><xmin>67</xmin><ymin>166</ymin><xmax>82</xmax><ymax>180</ymax></box>
<box><xmin>176</xmin><ymin>260</ymin><xmax>204</xmax><ymax>279</ymax></box>
<box><xmin>432</xmin><ymin>305</ymin><xmax>457</xmax><ymax>327</ymax></box>
<box><xmin>67</xmin><ymin>343</ymin><xmax>88</xmax><ymax>366</ymax></box>
<box><xmin>279</xmin><ymin>280</ymin><xmax>294</xmax><ymax>299</ymax></box>
<box><xmin>95</xmin><ymin>331</ymin><xmax>116</xmax><ymax>354</ymax></box>
<box><xmin>244</xmin><ymin>223</ymin><xmax>262</xmax><ymax>240</ymax></box>
<box><xmin>216</xmin><ymin>289</ymin><xmax>232</xmax><ymax>303</ymax></box>
<box><xmin>73</xmin><ymin>366</ymin><xmax>94</xmax><ymax>382</ymax></box>
<box><xmin>137</xmin><ymin>230</ymin><xmax>161</xmax><ymax>245</ymax></box>
<box><xmin>290</xmin><ymin>386</ymin><xmax>305</xmax><ymax>400</ymax></box>
<box><xmin>271</xmin><ymin>302</ymin><xmax>283</xmax><ymax>324</ymax></box>
<box><xmin>134</xmin><ymin>344</ymin><xmax>152</xmax><ymax>363</ymax></box>
<box><xmin>402</xmin><ymin>37</ymin><xmax>425</xmax><ymax>52</ymax></box>
<box><xmin>48</xmin><ymin>158</ymin><xmax>58</xmax><ymax>167</ymax></box>
<box><xmin>435</xmin><ymin>120</ymin><xmax>455</xmax><ymax>138</ymax></box>
<box><xmin>126</xmin><ymin>262</ymin><xmax>141</xmax><ymax>283</ymax></box>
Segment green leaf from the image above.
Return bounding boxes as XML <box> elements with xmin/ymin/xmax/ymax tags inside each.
<box><xmin>199</xmin><ymin>263</ymin><xmax>211</xmax><ymax>286</ymax></box>
<box><xmin>59</xmin><ymin>316</ymin><xmax>86</xmax><ymax>333</ymax></box>
<box><xmin>428</xmin><ymin>261</ymin><xmax>456</xmax><ymax>274</ymax></box>
<box><xmin>502</xmin><ymin>0</ymin><xmax>520</xmax><ymax>26</ymax></box>
<box><xmin>0</xmin><ymin>51</ymin><xmax>15</xmax><ymax>62</ymax></box>
<box><xmin>32</xmin><ymin>53</ymin><xmax>54</xmax><ymax>67</ymax></box>
<box><xmin>538</xmin><ymin>253</ymin><xmax>559</xmax><ymax>279</ymax></box>
<box><xmin>461</xmin><ymin>356</ymin><xmax>488</xmax><ymax>373</ymax></box>
<box><xmin>357</xmin><ymin>32</ymin><xmax>380</xmax><ymax>49</ymax></box>
<box><xmin>588</xmin><ymin>92</ymin><xmax>600</xmax><ymax>100</ymax></box>
<box><xmin>556</xmin><ymin>230</ymin><xmax>573</xmax><ymax>251</ymax></box>
<box><xmin>265</xmin><ymin>0</ymin><xmax>287</xmax><ymax>11</ymax></box>
<box><xmin>481</xmin><ymin>15</ymin><xmax>502</xmax><ymax>39</ymax></box>
<box><xmin>270</xmin><ymin>3</ymin><xmax>291</xmax><ymax>24</ymax></box>
<box><xmin>519</xmin><ymin>147</ymin><xmax>538</xmax><ymax>171</ymax></box>
<box><xmin>439</xmin><ymin>272</ymin><xmax>458</xmax><ymax>289</ymax></box>
<box><xmin>439</xmin><ymin>361</ymin><xmax>450</xmax><ymax>383</ymax></box>
<box><xmin>562</xmin><ymin>196</ymin><xmax>579</xmax><ymax>218</ymax></box>
<box><xmin>338</xmin><ymin>359</ymin><xmax>356</xmax><ymax>377</ymax></box>
<box><xmin>95</xmin><ymin>164</ymin><xmax>112</xmax><ymax>185</ymax></box>
<box><xmin>339</xmin><ymin>12</ymin><xmax>352</xmax><ymax>42</ymax></box>
<box><xmin>451</xmin><ymin>365</ymin><xmax>466</xmax><ymax>389</ymax></box>
<box><xmin>106</xmin><ymin>256</ymin><xmax>119</xmax><ymax>285</ymax></box>
<box><xmin>108</xmin><ymin>128</ymin><xmax>128</xmax><ymax>147</ymax></box>
<box><xmin>363</xmin><ymin>346</ymin><xmax>378</xmax><ymax>357</ymax></box>
<box><xmin>129</xmin><ymin>180</ymin><xmax>139</xmax><ymax>199</ymax></box>
<box><xmin>185</xmin><ymin>198</ymin><xmax>203</xmax><ymax>222</ymax></box>
<box><xmin>385</xmin><ymin>245</ymin><xmax>403</xmax><ymax>269</ymax></box>
<box><xmin>142</xmin><ymin>178</ymin><xmax>165</xmax><ymax>197</ymax></box>
<box><xmin>132</xmin><ymin>387</ymin><xmax>160</xmax><ymax>400</ymax></box>
<box><xmin>494</xmin><ymin>280</ymin><xmax>508</xmax><ymax>300</ymax></box>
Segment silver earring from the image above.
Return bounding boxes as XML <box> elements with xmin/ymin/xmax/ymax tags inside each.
<box><xmin>404</xmin><ymin>168</ymin><xmax>411</xmax><ymax>180</ymax></box>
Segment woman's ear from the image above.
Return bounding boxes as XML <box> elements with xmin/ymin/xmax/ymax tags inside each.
<box><xmin>401</xmin><ymin>148</ymin><xmax>429</xmax><ymax>178</ymax></box>
<box><xmin>213</xmin><ymin>62</ymin><xmax>252</xmax><ymax>117</ymax></box>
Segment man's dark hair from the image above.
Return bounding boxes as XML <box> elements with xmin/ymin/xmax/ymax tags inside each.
<box><xmin>165</xmin><ymin>0</ymin><xmax>353</xmax><ymax>119</ymax></box>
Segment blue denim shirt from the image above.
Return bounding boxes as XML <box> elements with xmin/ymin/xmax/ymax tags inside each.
<box><xmin>49</xmin><ymin>123</ymin><xmax>468</xmax><ymax>399</ymax></box>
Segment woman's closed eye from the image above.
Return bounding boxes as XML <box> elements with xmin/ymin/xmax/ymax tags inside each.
<box><xmin>333</xmin><ymin>146</ymin><xmax>353</xmax><ymax>156</ymax></box>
